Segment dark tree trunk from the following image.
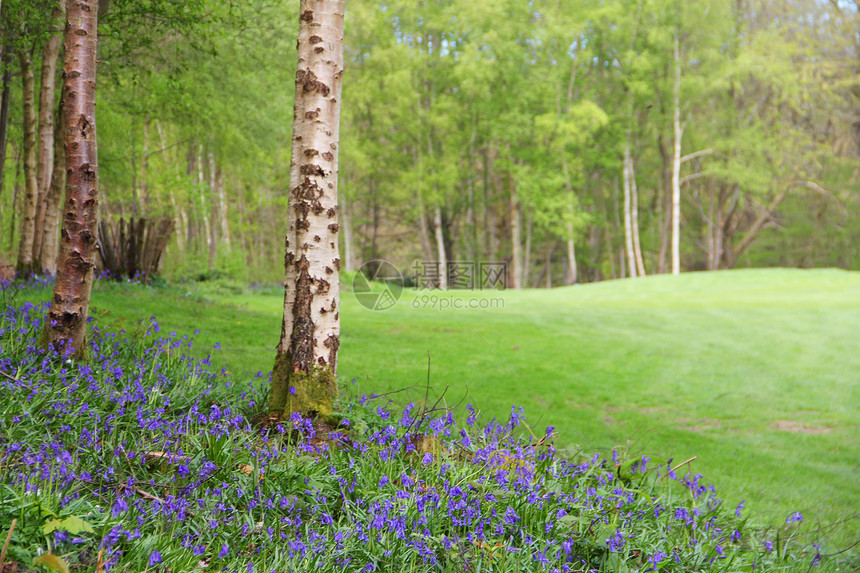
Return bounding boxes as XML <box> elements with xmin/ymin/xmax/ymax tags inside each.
<box><xmin>42</xmin><ymin>0</ymin><xmax>100</xmax><ymax>357</ymax></box>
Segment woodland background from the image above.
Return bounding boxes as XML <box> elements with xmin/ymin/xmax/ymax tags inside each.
<box><xmin>0</xmin><ymin>0</ymin><xmax>858</xmax><ymax>285</ymax></box>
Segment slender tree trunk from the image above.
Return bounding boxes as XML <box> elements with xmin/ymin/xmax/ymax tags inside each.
<box><xmin>433</xmin><ymin>205</ymin><xmax>448</xmax><ymax>289</ymax></box>
<box><xmin>629</xmin><ymin>153</ymin><xmax>646</xmax><ymax>277</ymax></box>
<box><xmin>216</xmin><ymin>166</ymin><xmax>230</xmax><ymax>251</ymax></box>
<box><xmin>270</xmin><ymin>0</ymin><xmax>344</xmax><ymax>418</ymax></box>
<box><xmin>671</xmin><ymin>34</ymin><xmax>683</xmax><ymax>275</ymax></box>
<box><xmin>32</xmin><ymin>1</ymin><xmax>66</xmax><ymax>266</ymax></box>
<box><xmin>42</xmin><ymin>0</ymin><xmax>100</xmax><ymax>357</ymax></box>
<box><xmin>523</xmin><ymin>211</ymin><xmax>532</xmax><ymax>287</ymax></box>
<box><xmin>509</xmin><ymin>179</ymin><xmax>522</xmax><ymax>289</ymax></box>
<box><xmin>622</xmin><ymin>142</ymin><xmax>637</xmax><ymax>278</ymax></box>
<box><xmin>657</xmin><ymin>134</ymin><xmax>671</xmax><ymax>273</ymax></box>
<box><xmin>207</xmin><ymin>152</ymin><xmax>217</xmax><ymax>267</ymax></box>
<box><xmin>560</xmin><ymin>157</ymin><xmax>578</xmax><ymax>285</ymax></box>
<box><xmin>0</xmin><ymin>43</ymin><xmax>13</xmax><ymax>214</ymax></box>
<box><xmin>416</xmin><ymin>193</ymin><xmax>435</xmax><ymax>285</ymax></box>
<box><xmin>565</xmin><ymin>233</ymin><xmax>577</xmax><ymax>285</ymax></box>
<box><xmin>139</xmin><ymin>116</ymin><xmax>150</xmax><ymax>211</ymax></box>
<box><xmin>16</xmin><ymin>51</ymin><xmax>38</xmax><ymax>273</ymax></box>
<box><xmin>37</xmin><ymin>96</ymin><xmax>65</xmax><ymax>274</ymax></box>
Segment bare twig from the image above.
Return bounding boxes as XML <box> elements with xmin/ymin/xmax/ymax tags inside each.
<box><xmin>134</xmin><ymin>486</ymin><xmax>166</xmax><ymax>504</ymax></box>
<box><xmin>0</xmin><ymin>369</ymin><xmax>21</xmax><ymax>383</ymax></box>
<box><xmin>0</xmin><ymin>518</ymin><xmax>16</xmax><ymax>567</ymax></box>
<box><xmin>657</xmin><ymin>456</ymin><xmax>698</xmax><ymax>484</ymax></box>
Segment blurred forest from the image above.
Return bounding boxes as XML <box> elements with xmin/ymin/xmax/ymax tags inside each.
<box><xmin>0</xmin><ymin>0</ymin><xmax>857</xmax><ymax>285</ymax></box>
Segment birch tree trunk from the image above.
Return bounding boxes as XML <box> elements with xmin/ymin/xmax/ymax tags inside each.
<box><xmin>565</xmin><ymin>232</ymin><xmax>577</xmax><ymax>286</ymax></box>
<box><xmin>270</xmin><ymin>0</ymin><xmax>344</xmax><ymax>419</ymax></box>
<box><xmin>0</xmin><ymin>45</ymin><xmax>12</xmax><ymax>212</ymax></box>
<box><xmin>42</xmin><ymin>0</ymin><xmax>100</xmax><ymax>357</ymax></box>
<box><xmin>509</xmin><ymin>182</ymin><xmax>522</xmax><ymax>289</ymax></box>
<box><xmin>32</xmin><ymin>1</ymin><xmax>66</xmax><ymax>266</ymax></box>
<box><xmin>16</xmin><ymin>51</ymin><xmax>38</xmax><ymax>273</ymax></box>
<box><xmin>433</xmin><ymin>205</ymin><xmax>448</xmax><ymax>289</ymax></box>
<box><xmin>671</xmin><ymin>34</ymin><xmax>683</xmax><ymax>275</ymax></box>
<box><xmin>629</xmin><ymin>153</ymin><xmax>646</xmax><ymax>277</ymax></box>
<box><xmin>37</xmin><ymin>97</ymin><xmax>65</xmax><ymax>275</ymax></box>
<box><xmin>216</xmin><ymin>167</ymin><xmax>231</xmax><ymax>251</ymax></box>
<box><xmin>622</xmin><ymin>142</ymin><xmax>637</xmax><ymax>278</ymax></box>
<box><xmin>523</xmin><ymin>211</ymin><xmax>532</xmax><ymax>286</ymax></box>
<box><xmin>416</xmin><ymin>193</ymin><xmax>436</xmax><ymax>286</ymax></box>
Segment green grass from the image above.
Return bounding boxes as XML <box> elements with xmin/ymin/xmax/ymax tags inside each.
<box><xmin>26</xmin><ymin>268</ymin><xmax>859</xmax><ymax>548</ymax></box>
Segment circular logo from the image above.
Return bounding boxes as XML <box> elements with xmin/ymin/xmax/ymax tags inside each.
<box><xmin>353</xmin><ymin>260</ymin><xmax>403</xmax><ymax>311</ymax></box>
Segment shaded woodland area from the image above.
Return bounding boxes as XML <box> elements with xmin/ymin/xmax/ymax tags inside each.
<box><xmin>0</xmin><ymin>0</ymin><xmax>857</xmax><ymax>285</ymax></box>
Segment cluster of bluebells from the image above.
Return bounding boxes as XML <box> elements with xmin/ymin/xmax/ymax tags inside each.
<box><xmin>0</xmin><ymin>289</ymin><xmax>827</xmax><ymax>572</ymax></box>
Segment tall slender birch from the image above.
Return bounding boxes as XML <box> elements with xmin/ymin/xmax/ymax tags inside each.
<box><xmin>630</xmin><ymin>153</ymin><xmax>646</xmax><ymax>277</ymax></box>
<box><xmin>42</xmin><ymin>0</ymin><xmax>99</xmax><ymax>356</ymax></box>
<box><xmin>622</xmin><ymin>141</ymin><xmax>637</xmax><ymax>278</ymax></box>
<box><xmin>270</xmin><ymin>0</ymin><xmax>344</xmax><ymax>418</ymax></box>
<box><xmin>433</xmin><ymin>206</ymin><xmax>448</xmax><ymax>290</ymax></box>
<box><xmin>16</xmin><ymin>51</ymin><xmax>38</xmax><ymax>272</ymax></box>
<box><xmin>509</xmin><ymin>185</ymin><xmax>522</xmax><ymax>289</ymax></box>
<box><xmin>32</xmin><ymin>1</ymin><xmax>66</xmax><ymax>267</ymax></box>
<box><xmin>38</xmin><ymin>97</ymin><xmax>65</xmax><ymax>275</ymax></box>
<box><xmin>671</xmin><ymin>32</ymin><xmax>683</xmax><ymax>275</ymax></box>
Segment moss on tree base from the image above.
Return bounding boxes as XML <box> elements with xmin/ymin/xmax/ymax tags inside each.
<box><xmin>271</xmin><ymin>351</ymin><xmax>337</xmax><ymax>419</ymax></box>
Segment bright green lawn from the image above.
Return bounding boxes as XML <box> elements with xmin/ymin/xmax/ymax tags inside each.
<box><xmin>28</xmin><ymin>268</ymin><xmax>860</xmax><ymax>547</ymax></box>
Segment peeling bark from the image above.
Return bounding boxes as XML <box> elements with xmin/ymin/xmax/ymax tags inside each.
<box><xmin>42</xmin><ymin>0</ymin><xmax>100</xmax><ymax>357</ymax></box>
<box><xmin>270</xmin><ymin>0</ymin><xmax>344</xmax><ymax>418</ymax></box>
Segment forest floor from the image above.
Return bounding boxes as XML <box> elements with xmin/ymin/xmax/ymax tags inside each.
<box><xmin>19</xmin><ymin>267</ymin><xmax>859</xmax><ymax>549</ymax></box>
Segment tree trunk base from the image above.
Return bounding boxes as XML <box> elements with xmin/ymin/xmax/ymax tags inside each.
<box><xmin>270</xmin><ymin>351</ymin><xmax>337</xmax><ymax>419</ymax></box>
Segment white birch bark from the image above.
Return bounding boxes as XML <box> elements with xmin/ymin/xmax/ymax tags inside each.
<box><xmin>509</xmin><ymin>184</ymin><xmax>522</xmax><ymax>289</ymax></box>
<box><xmin>271</xmin><ymin>0</ymin><xmax>344</xmax><ymax>416</ymax></box>
<box><xmin>433</xmin><ymin>205</ymin><xmax>448</xmax><ymax>290</ymax></box>
<box><xmin>671</xmin><ymin>34</ymin><xmax>683</xmax><ymax>275</ymax></box>
<box><xmin>630</xmin><ymin>153</ymin><xmax>646</xmax><ymax>277</ymax></box>
<box><xmin>622</xmin><ymin>141</ymin><xmax>637</xmax><ymax>278</ymax></box>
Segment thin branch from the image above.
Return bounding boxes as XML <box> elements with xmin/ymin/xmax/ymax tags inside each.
<box><xmin>680</xmin><ymin>148</ymin><xmax>714</xmax><ymax>164</ymax></box>
<box><xmin>144</xmin><ymin>138</ymin><xmax>191</xmax><ymax>159</ymax></box>
<box><xmin>680</xmin><ymin>172</ymin><xmax>706</xmax><ymax>186</ymax></box>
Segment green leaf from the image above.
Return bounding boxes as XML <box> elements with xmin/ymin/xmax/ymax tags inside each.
<box><xmin>59</xmin><ymin>516</ymin><xmax>95</xmax><ymax>535</ymax></box>
<box><xmin>33</xmin><ymin>553</ymin><xmax>70</xmax><ymax>573</ymax></box>
<box><xmin>42</xmin><ymin>516</ymin><xmax>95</xmax><ymax>535</ymax></box>
<box><xmin>42</xmin><ymin>519</ymin><xmax>63</xmax><ymax>535</ymax></box>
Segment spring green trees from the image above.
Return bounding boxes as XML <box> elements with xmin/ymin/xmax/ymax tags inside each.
<box><xmin>0</xmin><ymin>0</ymin><xmax>856</xmax><ymax>285</ymax></box>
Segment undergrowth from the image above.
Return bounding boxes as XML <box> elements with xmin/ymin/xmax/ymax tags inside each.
<box><xmin>0</xmin><ymin>282</ymin><xmax>851</xmax><ymax>572</ymax></box>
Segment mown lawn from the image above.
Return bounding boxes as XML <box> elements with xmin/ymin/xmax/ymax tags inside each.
<box><xmin>21</xmin><ymin>268</ymin><xmax>858</xmax><ymax>547</ymax></box>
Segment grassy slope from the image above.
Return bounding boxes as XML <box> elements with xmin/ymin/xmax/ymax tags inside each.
<box><xmin>73</xmin><ymin>268</ymin><xmax>859</xmax><ymax>544</ymax></box>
